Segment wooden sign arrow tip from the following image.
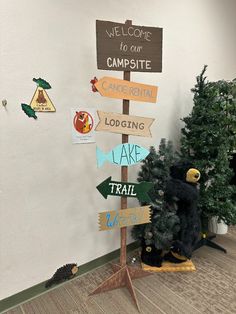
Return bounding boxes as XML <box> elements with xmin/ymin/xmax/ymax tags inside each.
<box><xmin>96</xmin><ymin>176</ymin><xmax>112</xmax><ymax>199</ymax></box>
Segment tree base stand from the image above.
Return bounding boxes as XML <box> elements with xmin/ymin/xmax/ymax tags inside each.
<box><xmin>89</xmin><ymin>263</ymin><xmax>152</xmax><ymax>312</ymax></box>
<box><xmin>194</xmin><ymin>233</ymin><xmax>227</xmax><ymax>253</ymax></box>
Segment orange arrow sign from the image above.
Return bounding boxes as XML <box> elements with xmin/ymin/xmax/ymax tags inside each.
<box><xmin>95</xmin><ymin>77</ymin><xmax>158</xmax><ymax>103</ymax></box>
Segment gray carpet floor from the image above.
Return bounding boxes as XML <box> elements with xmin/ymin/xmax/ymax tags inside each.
<box><xmin>4</xmin><ymin>228</ymin><xmax>236</xmax><ymax>314</ymax></box>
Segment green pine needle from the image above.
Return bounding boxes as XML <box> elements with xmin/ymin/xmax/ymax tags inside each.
<box><xmin>33</xmin><ymin>78</ymin><xmax>51</xmax><ymax>89</ymax></box>
<box><xmin>21</xmin><ymin>103</ymin><xmax>37</xmax><ymax>119</ymax></box>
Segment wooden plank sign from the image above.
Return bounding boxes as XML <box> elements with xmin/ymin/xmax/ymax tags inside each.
<box><xmin>95</xmin><ymin>77</ymin><xmax>158</xmax><ymax>103</ymax></box>
<box><xmin>99</xmin><ymin>206</ymin><xmax>151</xmax><ymax>231</ymax></box>
<box><xmin>96</xmin><ymin>20</ymin><xmax>163</xmax><ymax>72</ymax></box>
<box><xmin>96</xmin><ymin>176</ymin><xmax>154</xmax><ymax>202</ymax></box>
<box><xmin>96</xmin><ymin>143</ymin><xmax>150</xmax><ymax>167</ymax></box>
<box><xmin>96</xmin><ymin>111</ymin><xmax>154</xmax><ymax>137</ymax></box>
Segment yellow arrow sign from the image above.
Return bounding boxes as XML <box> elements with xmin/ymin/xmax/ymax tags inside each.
<box><xmin>95</xmin><ymin>77</ymin><xmax>158</xmax><ymax>103</ymax></box>
<box><xmin>96</xmin><ymin>111</ymin><xmax>154</xmax><ymax>137</ymax></box>
<box><xmin>98</xmin><ymin>206</ymin><xmax>151</xmax><ymax>231</ymax></box>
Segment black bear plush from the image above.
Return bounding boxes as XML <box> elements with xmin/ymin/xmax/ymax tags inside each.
<box><xmin>141</xmin><ymin>243</ymin><xmax>163</xmax><ymax>267</ymax></box>
<box><xmin>164</xmin><ymin>162</ymin><xmax>201</xmax><ymax>262</ymax></box>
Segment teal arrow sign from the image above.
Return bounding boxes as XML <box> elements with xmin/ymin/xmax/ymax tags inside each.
<box><xmin>96</xmin><ymin>143</ymin><xmax>150</xmax><ymax>167</ymax></box>
<box><xmin>96</xmin><ymin>176</ymin><xmax>154</xmax><ymax>202</ymax></box>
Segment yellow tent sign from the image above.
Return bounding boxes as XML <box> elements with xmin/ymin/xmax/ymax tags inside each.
<box><xmin>30</xmin><ymin>86</ymin><xmax>56</xmax><ymax>112</ymax></box>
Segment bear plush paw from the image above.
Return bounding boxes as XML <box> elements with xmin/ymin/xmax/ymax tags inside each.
<box><xmin>141</xmin><ymin>244</ymin><xmax>163</xmax><ymax>267</ymax></box>
<box><xmin>164</xmin><ymin>241</ymin><xmax>189</xmax><ymax>263</ymax></box>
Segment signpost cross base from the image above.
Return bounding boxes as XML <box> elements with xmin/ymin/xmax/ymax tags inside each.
<box><xmin>89</xmin><ymin>264</ymin><xmax>152</xmax><ymax>312</ymax></box>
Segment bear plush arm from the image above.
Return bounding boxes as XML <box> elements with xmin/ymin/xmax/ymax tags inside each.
<box><xmin>165</xmin><ymin>179</ymin><xmax>199</xmax><ymax>203</ymax></box>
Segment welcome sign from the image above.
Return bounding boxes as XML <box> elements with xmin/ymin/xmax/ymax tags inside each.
<box><xmin>96</xmin><ymin>20</ymin><xmax>163</xmax><ymax>72</ymax></box>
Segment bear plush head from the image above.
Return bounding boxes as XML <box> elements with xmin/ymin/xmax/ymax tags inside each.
<box><xmin>169</xmin><ymin>162</ymin><xmax>200</xmax><ymax>184</ymax></box>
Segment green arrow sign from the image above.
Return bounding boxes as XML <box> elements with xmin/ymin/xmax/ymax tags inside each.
<box><xmin>96</xmin><ymin>176</ymin><xmax>154</xmax><ymax>202</ymax></box>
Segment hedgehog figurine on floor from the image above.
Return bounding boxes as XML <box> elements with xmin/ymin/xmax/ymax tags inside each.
<box><xmin>45</xmin><ymin>263</ymin><xmax>79</xmax><ymax>288</ymax></box>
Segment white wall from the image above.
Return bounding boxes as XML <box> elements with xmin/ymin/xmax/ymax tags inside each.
<box><xmin>0</xmin><ymin>0</ymin><xmax>236</xmax><ymax>300</ymax></box>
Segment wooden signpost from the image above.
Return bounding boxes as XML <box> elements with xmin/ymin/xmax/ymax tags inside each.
<box><xmin>91</xmin><ymin>19</ymin><xmax>162</xmax><ymax>312</ymax></box>
<box><xmin>99</xmin><ymin>206</ymin><xmax>151</xmax><ymax>231</ymax></box>
<box><xmin>95</xmin><ymin>77</ymin><xmax>158</xmax><ymax>103</ymax></box>
<box><xmin>96</xmin><ymin>176</ymin><xmax>154</xmax><ymax>202</ymax></box>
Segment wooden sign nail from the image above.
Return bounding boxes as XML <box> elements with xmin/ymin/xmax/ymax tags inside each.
<box><xmin>96</xmin><ymin>143</ymin><xmax>150</xmax><ymax>167</ymax></box>
<box><xmin>96</xmin><ymin>176</ymin><xmax>154</xmax><ymax>202</ymax></box>
<box><xmin>98</xmin><ymin>206</ymin><xmax>151</xmax><ymax>231</ymax></box>
<box><xmin>96</xmin><ymin>111</ymin><xmax>154</xmax><ymax>137</ymax></box>
<box><xmin>96</xmin><ymin>20</ymin><xmax>163</xmax><ymax>72</ymax></box>
<box><xmin>95</xmin><ymin>77</ymin><xmax>158</xmax><ymax>103</ymax></box>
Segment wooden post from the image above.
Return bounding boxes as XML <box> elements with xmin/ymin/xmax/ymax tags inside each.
<box><xmin>120</xmin><ymin>20</ymin><xmax>132</xmax><ymax>267</ymax></box>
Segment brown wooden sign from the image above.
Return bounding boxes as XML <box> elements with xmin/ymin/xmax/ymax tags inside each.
<box><xmin>96</xmin><ymin>111</ymin><xmax>154</xmax><ymax>137</ymax></box>
<box><xmin>95</xmin><ymin>77</ymin><xmax>158</xmax><ymax>103</ymax></box>
<box><xmin>96</xmin><ymin>20</ymin><xmax>163</xmax><ymax>72</ymax></box>
<box><xmin>98</xmin><ymin>206</ymin><xmax>151</xmax><ymax>231</ymax></box>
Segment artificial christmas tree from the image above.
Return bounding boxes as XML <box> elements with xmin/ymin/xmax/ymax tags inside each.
<box><xmin>132</xmin><ymin>139</ymin><xmax>180</xmax><ymax>251</ymax></box>
<box><xmin>180</xmin><ymin>66</ymin><xmax>236</xmax><ymax>252</ymax></box>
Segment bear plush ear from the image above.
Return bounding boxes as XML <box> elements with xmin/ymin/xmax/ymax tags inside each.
<box><xmin>170</xmin><ymin>164</ymin><xmax>183</xmax><ymax>180</ymax></box>
<box><xmin>170</xmin><ymin>161</ymin><xmax>194</xmax><ymax>181</ymax></box>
